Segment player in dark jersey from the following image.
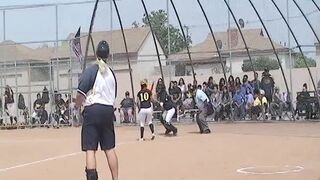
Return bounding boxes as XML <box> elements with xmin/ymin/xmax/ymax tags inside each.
<box><xmin>137</xmin><ymin>80</ymin><xmax>155</xmax><ymax>141</ymax></box>
<box><xmin>160</xmin><ymin>93</ymin><xmax>178</xmax><ymax>136</ymax></box>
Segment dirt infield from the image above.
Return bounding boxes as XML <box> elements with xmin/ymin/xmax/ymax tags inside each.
<box><xmin>0</xmin><ymin>122</ymin><xmax>320</xmax><ymax>180</ymax></box>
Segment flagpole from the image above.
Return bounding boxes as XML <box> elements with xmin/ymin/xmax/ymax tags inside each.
<box><xmin>110</xmin><ymin>0</ymin><xmax>114</xmax><ymax>69</ymax></box>
<box><xmin>55</xmin><ymin>5</ymin><xmax>59</xmax><ymax>92</ymax></box>
<box><xmin>227</xmin><ymin>0</ymin><xmax>232</xmax><ymax>76</ymax></box>
<box><xmin>287</xmin><ymin>0</ymin><xmax>293</xmax><ymax>106</ymax></box>
<box><xmin>167</xmin><ymin>0</ymin><xmax>171</xmax><ymax>82</ymax></box>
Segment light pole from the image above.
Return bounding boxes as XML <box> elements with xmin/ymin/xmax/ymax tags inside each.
<box><xmin>167</xmin><ymin>0</ymin><xmax>171</xmax><ymax>82</ymax></box>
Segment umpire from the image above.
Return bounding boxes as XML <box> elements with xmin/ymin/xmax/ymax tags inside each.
<box><xmin>75</xmin><ymin>40</ymin><xmax>118</xmax><ymax>180</ymax></box>
<box><xmin>195</xmin><ymin>85</ymin><xmax>211</xmax><ymax>134</ymax></box>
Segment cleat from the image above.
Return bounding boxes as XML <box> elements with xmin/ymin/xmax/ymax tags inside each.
<box><xmin>165</xmin><ymin>129</ymin><xmax>171</xmax><ymax>135</ymax></box>
<box><xmin>151</xmin><ymin>134</ymin><xmax>155</xmax><ymax>140</ymax></box>
<box><xmin>173</xmin><ymin>129</ymin><xmax>178</xmax><ymax>136</ymax></box>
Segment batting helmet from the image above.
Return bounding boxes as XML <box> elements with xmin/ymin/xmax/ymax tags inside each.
<box><xmin>96</xmin><ymin>40</ymin><xmax>110</xmax><ymax>59</ymax></box>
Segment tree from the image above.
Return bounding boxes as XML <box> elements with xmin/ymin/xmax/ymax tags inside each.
<box><xmin>132</xmin><ymin>21</ymin><xmax>140</xmax><ymax>28</ymax></box>
<box><xmin>140</xmin><ymin>9</ymin><xmax>192</xmax><ymax>55</ymax></box>
<box><xmin>242</xmin><ymin>56</ymin><xmax>280</xmax><ymax>72</ymax></box>
<box><xmin>293</xmin><ymin>54</ymin><xmax>316</xmax><ymax>68</ymax></box>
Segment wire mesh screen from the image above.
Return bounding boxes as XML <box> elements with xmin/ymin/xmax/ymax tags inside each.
<box><xmin>0</xmin><ymin>0</ymin><xmax>319</xmax><ymax>125</ymax></box>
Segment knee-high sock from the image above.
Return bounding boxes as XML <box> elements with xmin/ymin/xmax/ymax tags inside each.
<box><xmin>10</xmin><ymin>117</ymin><xmax>13</xmax><ymax>125</ymax></box>
<box><xmin>86</xmin><ymin>168</ymin><xmax>98</xmax><ymax>180</ymax></box>
<box><xmin>140</xmin><ymin>127</ymin><xmax>144</xmax><ymax>139</ymax></box>
<box><xmin>149</xmin><ymin>124</ymin><xmax>154</xmax><ymax>134</ymax></box>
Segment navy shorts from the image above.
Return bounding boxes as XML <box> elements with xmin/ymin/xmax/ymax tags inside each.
<box><xmin>81</xmin><ymin>104</ymin><xmax>115</xmax><ymax>151</ymax></box>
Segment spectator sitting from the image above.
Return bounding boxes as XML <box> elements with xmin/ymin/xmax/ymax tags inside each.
<box><xmin>0</xmin><ymin>96</ymin><xmax>2</xmax><ymax>125</ymax></box>
<box><xmin>245</xmin><ymin>87</ymin><xmax>254</xmax><ymax>118</ymax></box>
<box><xmin>210</xmin><ymin>84</ymin><xmax>222</xmax><ymax>121</ymax></box>
<box><xmin>232</xmin><ymin>87</ymin><xmax>245</xmax><ymax>120</ymax></box>
<box><xmin>241</xmin><ymin>74</ymin><xmax>253</xmax><ymax>95</ymax></box>
<box><xmin>218</xmin><ymin>78</ymin><xmax>226</xmax><ymax>92</ymax></box>
<box><xmin>235</xmin><ymin>77</ymin><xmax>242</xmax><ymax>89</ymax></box>
<box><xmin>220</xmin><ymin>86</ymin><xmax>232</xmax><ymax>120</ymax></box>
<box><xmin>295</xmin><ymin>83</ymin><xmax>311</xmax><ymax>119</ymax></box>
<box><xmin>55</xmin><ymin>93</ymin><xmax>67</xmax><ymax>124</ymax></box>
<box><xmin>202</xmin><ymin>82</ymin><xmax>210</xmax><ymax>97</ymax></box>
<box><xmin>183</xmin><ymin>83</ymin><xmax>195</xmax><ymax>110</ymax></box>
<box><xmin>32</xmin><ymin>93</ymin><xmax>47</xmax><ymax>124</ymax></box>
<box><xmin>207</xmin><ymin>76</ymin><xmax>216</xmax><ymax>97</ymax></box>
<box><xmin>120</xmin><ymin>91</ymin><xmax>135</xmax><ymax>123</ymax></box>
<box><xmin>228</xmin><ymin>75</ymin><xmax>236</xmax><ymax>96</ymax></box>
<box><xmin>270</xmin><ymin>87</ymin><xmax>286</xmax><ymax>120</ymax></box>
<box><xmin>252</xmin><ymin>89</ymin><xmax>268</xmax><ymax>120</ymax></box>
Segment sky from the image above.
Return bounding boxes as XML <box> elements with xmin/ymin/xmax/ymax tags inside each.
<box><xmin>0</xmin><ymin>0</ymin><xmax>319</xmax><ymax>54</ymax></box>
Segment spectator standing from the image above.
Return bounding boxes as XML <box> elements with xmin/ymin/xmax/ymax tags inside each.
<box><xmin>171</xmin><ymin>81</ymin><xmax>183</xmax><ymax>117</ymax></box>
<box><xmin>178</xmin><ymin>78</ymin><xmax>187</xmax><ymax>101</ymax></box>
<box><xmin>241</xmin><ymin>75</ymin><xmax>253</xmax><ymax>96</ymax></box>
<box><xmin>261</xmin><ymin>69</ymin><xmax>275</xmax><ymax>103</ymax></box>
<box><xmin>4</xmin><ymin>85</ymin><xmax>17</xmax><ymax>125</ymax></box>
<box><xmin>251</xmin><ymin>72</ymin><xmax>261</xmax><ymax>91</ymax></box>
<box><xmin>156</xmin><ymin>78</ymin><xmax>166</xmax><ymax>103</ymax></box>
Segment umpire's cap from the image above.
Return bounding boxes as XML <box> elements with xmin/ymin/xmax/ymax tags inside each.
<box><xmin>97</xmin><ymin>40</ymin><xmax>110</xmax><ymax>59</ymax></box>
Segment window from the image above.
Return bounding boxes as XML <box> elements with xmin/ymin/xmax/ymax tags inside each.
<box><xmin>30</xmin><ymin>63</ymin><xmax>51</xmax><ymax>82</ymax></box>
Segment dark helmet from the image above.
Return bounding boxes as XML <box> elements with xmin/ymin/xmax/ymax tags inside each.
<box><xmin>96</xmin><ymin>40</ymin><xmax>110</xmax><ymax>59</ymax></box>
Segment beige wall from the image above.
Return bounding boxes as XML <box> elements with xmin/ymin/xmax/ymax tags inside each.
<box><xmin>226</xmin><ymin>54</ymin><xmax>289</xmax><ymax>74</ymax></box>
<box><xmin>1</xmin><ymin>61</ymin><xmax>320</xmax><ymax>120</ymax></box>
<box><xmin>135</xmin><ymin>32</ymin><xmax>166</xmax><ymax>81</ymax></box>
<box><xmin>114</xmin><ymin>67</ymin><xmax>320</xmax><ymax>108</ymax></box>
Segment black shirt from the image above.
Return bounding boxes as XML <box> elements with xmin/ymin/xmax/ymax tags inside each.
<box><xmin>5</xmin><ymin>89</ymin><xmax>14</xmax><ymax>104</ymax></box>
<box><xmin>137</xmin><ymin>89</ymin><xmax>152</xmax><ymax>109</ymax></box>
<box><xmin>33</xmin><ymin>99</ymin><xmax>44</xmax><ymax>110</ymax></box>
<box><xmin>261</xmin><ymin>75</ymin><xmax>275</xmax><ymax>96</ymax></box>
<box><xmin>56</xmin><ymin>99</ymin><xmax>66</xmax><ymax>110</ymax></box>
<box><xmin>170</xmin><ymin>86</ymin><xmax>182</xmax><ymax>101</ymax></box>
<box><xmin>120</xmin><ymin>97</ymin><xmax>134</xmax><ymax>108</ymax></box>
<box><xmin>163</xmin><ymin>95</ymin><xmax>175</xmax><ymax>111</ymax></box>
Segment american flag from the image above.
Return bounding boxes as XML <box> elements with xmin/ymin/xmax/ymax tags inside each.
<box><xmin>70</xmin><ymin>27</ymin><xmax>83</xmax><ymax>68</ymax></box>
